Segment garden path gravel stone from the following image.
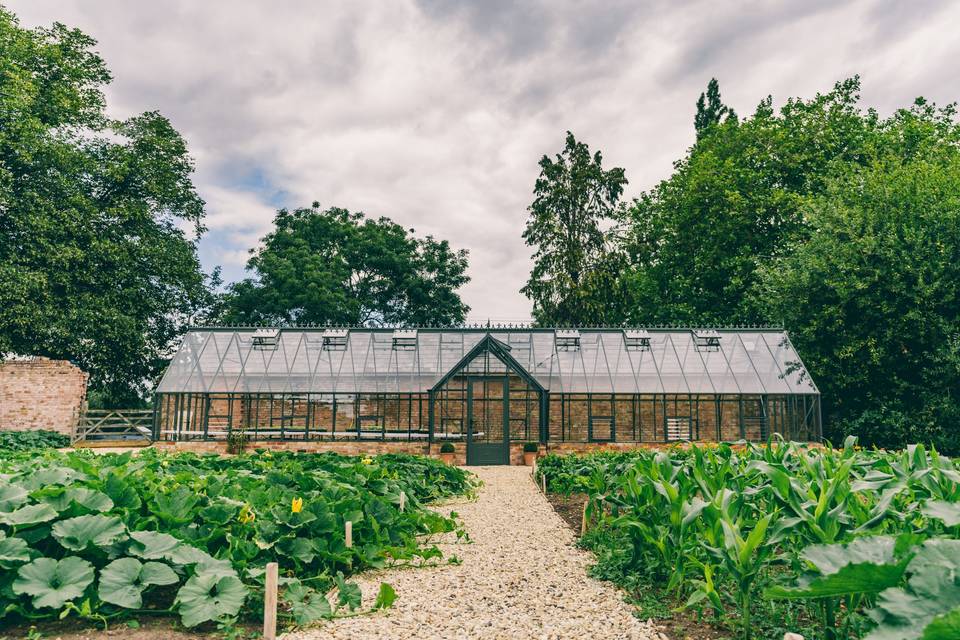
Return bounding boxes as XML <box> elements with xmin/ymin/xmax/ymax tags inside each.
<box><xmin>288</xmin><ymin>465</ymin><xmax>660</xmax><ymax>640</ymax></box>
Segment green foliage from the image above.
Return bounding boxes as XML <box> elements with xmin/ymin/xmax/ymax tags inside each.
<box><xmin>620</xmin><ymin>77</ymin><xmax>870</xmax><ymax>326</ymax></box>
<box><xmin>0</xmin><ymin>8</ymin><xmax>217</xmax><ymax>405</ymax></box>
<box><xmin>694</xmin><ymin>77</ymin><xmax>737</xmax><ymax>139</ymax></box>
<box><xmin>0</xmin><ymin>448</ymin><xmax>475</xmax><ymax>628</ymax></box>
<box><xmin>521</xmin><ymin>132</ymin><xmax>628</xmax><ymax>325</ymax></box>
<box><xmin>540</xmin><ymin>440</ymin><xmax>960</xmax><ymax>640</ymax></box>
<box><xmin>439</xmin><ymin>442</ymin><xmax>455</xmax><ymax>454</ymax></box>
<box><xmin>222</xmin><ymin>204</ymin><xmax>470</xmax><ymax>327</ymax></box>
<box><xmin>755</xmin><ymin>100</ymin><xmax>960</xmax><ymax>450</ymax></box>
<box><xmin>0</xmin><ymin>431</ymin><xmax>69</xmax><ymax>451</ymax></box>
<box><xmin>522</xmin><ymin>442</ymin><xmax>539</xmax><ymax>453</ymax></box>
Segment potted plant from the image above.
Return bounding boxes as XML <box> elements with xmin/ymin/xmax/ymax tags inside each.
<box><xmin>522</xmin><ymin>441</ymin><xmax>539</xmax><ymax>466</ymax></box>
<box><xmin>439</xmin><ymin>442</ymin><xmax>456</xmax><ymax>465</ymax></box>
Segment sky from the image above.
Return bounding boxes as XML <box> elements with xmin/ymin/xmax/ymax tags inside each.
<box><xmin>8</xmin><ymin>0</ymin><xmax>960</xmax><ymax>323</ymax></box>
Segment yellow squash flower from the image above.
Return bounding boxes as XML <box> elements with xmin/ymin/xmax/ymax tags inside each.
<box><xmin>238</xmin><ymin>504</ymin><xmax>256</xmax><ymax>524</ymax></box>
<box><xmin>291</xmin><ymin>497</ymin><xmax>303</xmax><ymax>513</ymax></box>
<box><xmin>361</xmin><ymin>457</ymin><xmax>373</xmax><ymax>465</ymax></box>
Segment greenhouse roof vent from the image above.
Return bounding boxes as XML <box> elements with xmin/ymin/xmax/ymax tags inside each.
<box><xmin>624</xmin><ymin>329</ymin><xmax>652</xmax><ymax>351</ymax></box>
<box><xmin>321</xmin><ymin>328</ymin><xmax>349</xmax><ymax>351</ymax></box>
<box><xmin>251</xmin><ymin>328</ymin><xmax>280</xmax><ymax>350</ymax></box>
<box><xmin>693</xmin><ymin>329</ymin><xmax>721</xmax><ymax>352</ymax></box>
<box><xmin>392</xmin><ymin>329</ymin><xmax>418</xmax><ymax>351</ymax></box>
<box><xmin>555</xmin><ymin>329</ymin><xmax>581</xmax><ymax>352</ymax></box>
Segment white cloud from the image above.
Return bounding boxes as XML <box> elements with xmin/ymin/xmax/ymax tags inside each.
<box><xmin>9</xmin><ymin>0</ymin><xmax>960</xmax><ymax>321</ymax></box>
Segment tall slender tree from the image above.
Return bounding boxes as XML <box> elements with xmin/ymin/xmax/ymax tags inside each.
<box><xmin>694</xmin><ymin>78</ymin><xmax>736</xmax><ymax>139</ymax></box>
<box><xmin>521</xmin><ymin>132</ymin><xmax>627</xmax><ymax>326</ymax></box>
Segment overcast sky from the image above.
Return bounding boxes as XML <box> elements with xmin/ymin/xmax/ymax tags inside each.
<box><xmin>9</xmin><ymin>0</ymin><xmax>960</xmax><ymax>322</ymax></box>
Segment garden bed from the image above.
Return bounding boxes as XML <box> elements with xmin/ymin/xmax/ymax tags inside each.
<box><xmin>538</xmin><ymin>440</ymin><xmax>960</xmax><ymax>640</ymax></box>
<box><xmin>0</xmin><ymin>448</ymin><xmax>475</xmax><ymax>635</ymax></box>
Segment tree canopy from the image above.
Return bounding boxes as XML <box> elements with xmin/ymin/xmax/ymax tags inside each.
<box><xmin>521</xmin><ymin>131</ymin><xmax>627</xmax><ymax>326</ymax></box>
<box><xmin>546</xmin><ymin>76</ymin><xmax>960</xmax><ymax>451</ymax></box>
<box><xmin>222</xmin><ymin>204</ymin><xmax>470</xmax><ymax>327</ymax></box>
<box><xmin>0</xmin><ymin>8</ymin><xmax>216</xmax><ymax>405</ymax></box>
<box><xmin>756</xmin><ymin>100</ymin><xmax>960</xmax><ymax>451</ymax></box>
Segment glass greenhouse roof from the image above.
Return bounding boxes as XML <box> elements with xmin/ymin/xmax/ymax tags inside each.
<box><xmin>156</xmin><ymin>328</ymin><xmax>819</xmax><ymax>396</ymax></box>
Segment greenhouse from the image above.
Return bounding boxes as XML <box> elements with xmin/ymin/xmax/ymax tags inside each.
<box><xmin>153</xmin><ymin>326</ymin><xmax>821</xmax><ymax>464</ymax></box>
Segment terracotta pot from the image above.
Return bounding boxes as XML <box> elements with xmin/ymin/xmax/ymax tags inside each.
<box><xmin>523</xmin><ymin>451</ymin><xmax>538</xmax><ymax>466</ymax></box>
<box><xmin>440</xmin><ymin>452</ymin><xmax>456</xmax><ymax>465</ymax></box>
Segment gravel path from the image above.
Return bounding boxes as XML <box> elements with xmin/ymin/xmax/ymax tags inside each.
<box><xmin>287</xmin><ymin>465</ymin><xmax>662</xmax><ymax>640</ymax></box>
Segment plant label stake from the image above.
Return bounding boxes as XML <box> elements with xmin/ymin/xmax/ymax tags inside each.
<box><xmin>581</xmin><ymin>500</ymin><xmax>589</xmax><ymax>535</ymax></box>
<box><xmin>399</xmin><ymin>491</ymin><xmax>406</xmax><ymax>512</ymax></box>
<box><xmin>541</xmin><ymin>473</ymin><xmax>547</xmax><ymax>494</ymax></box>
<box><xmin>345</xmin><ymin>520</ymin><xmax>353</xmax><ymax>548</ymax></box>
<box><xmin>263</xmin><ymin>562</ymin><xmax>278</xmax><ymax>640</ymax></box>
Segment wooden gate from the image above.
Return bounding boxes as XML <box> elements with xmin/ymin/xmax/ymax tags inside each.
<box><xmin>73</xmin><ymin>409</ymin><xmax>154</xmax><ymax>446</ymax></box>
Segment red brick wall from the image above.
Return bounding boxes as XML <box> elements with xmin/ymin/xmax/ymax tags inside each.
<box><xmin>0</xmin><ymin>358</ymin><xmax>88</xmax><ymax>436</ymax></box>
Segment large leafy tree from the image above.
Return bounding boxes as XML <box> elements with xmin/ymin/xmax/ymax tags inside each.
<box><xmin>756</xmin><ymin>101</ymin><xmax>960</xmax><ymax>450</ymax></box>
<box><xmin>0</xmin><ymin>8</ymin><xmax>216</xmax><ymax>405</ymax></box>
<box><xmin>222</xmin><ymin>204</ymin><xmax>470</xmax><ymax>326</ymax></box>
<box><xmin>619</xmin><ymin>78</ymin><xmax>873</xmax><ymax>325</ymax></box>
<box><xmin>521</xmin><ymin>131</ymin><xmax>628</xmax><ymax>326</ymax></box>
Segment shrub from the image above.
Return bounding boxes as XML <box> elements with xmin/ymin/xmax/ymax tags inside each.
<box><xmin>523</xmin><ymin>441</ymin><xmax>539</xmax><ymax>453</ymax></box>
<box><xmin>439</xmin><ymin>442</ymin><xmax>455</xmax><ymax>453</ymax></box>
<box><xmin>0</xmin><ymin>430</ymin><xmax>70</xmax><ymax>451</ymax></box>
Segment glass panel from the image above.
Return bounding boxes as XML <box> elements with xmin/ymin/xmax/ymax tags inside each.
<box><xmin>762</xmin><ymin>333</ymin><xmax>818</xmax><ymax>393</ymax></box>
<box><xmin>700</xmin><ymin>336</ymin><xmax>741</xmax><ymax>393</ymax></box>
<box><xmin>722</xmin><ymin>334</ymin><xmax>767</xmax><ymax>394</ymax></box>
<box><xmin>156</xmin><ymin>329</ymin><xmax>818</xmax><ymax>398</ymax></box>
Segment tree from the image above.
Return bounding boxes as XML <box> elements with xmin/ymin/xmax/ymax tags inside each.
<box><xmin>755</xmin><ymin>100</ymin><xmax>960</xmax><ymax>451</ymax></box>
<box><xmin>694</xmin><ymin>78</ymin><xmax>736</xmax><ymax>139</ymax></box>
<box><xmin>222</xmin><ymin>204</ymin><xmax>470</xmax><ymax>326</ymax></box>
<box><xmin>620</xmin><ymin>77</ymin><xmax>873</xmax><ymax>325</ymax></box>
<box><xmin>521</xmin><ymin>131</ymin><xmax>628</xmax><ymax>326</ymax></box>
<box><xmin>0</xmin><ymin>8</ymin><xmax>216</xmax><ymax>406</ymax></box>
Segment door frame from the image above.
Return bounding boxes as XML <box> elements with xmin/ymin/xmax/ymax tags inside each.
<box><xmin>465</xmin><ymin>375</ymin><xmax>511</xmax><ymax>466</ymax></box>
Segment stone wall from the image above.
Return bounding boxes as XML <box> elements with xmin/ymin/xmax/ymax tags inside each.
<box><xmin>0</xmin><ymin>358</ymin><xmax>88</xmax><ymax>436</ymax></box>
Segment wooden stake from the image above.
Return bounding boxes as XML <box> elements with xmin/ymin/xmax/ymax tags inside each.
<box><xmin>581</xmin><ymin>500</ymin><xmax>589</xmax><ymax>535</ymax></box>
<box><xmin>399</xmin><ymin>491</ymin><xmax>406</xmax><ymax>512</ymax></box>
<box><xmin>263</xmin><ymin>562</ymin><xmax>278</xmax><ymax>640</ymax></box>
<box><xmin>541</xmin><ymin>473</ymin><xmax>547</xmax><ymax>494</ymax></box>
<box><xmin>345</xmin><ymin>520</ymin><xmax>353</xmax><ymax>548</ymax></box>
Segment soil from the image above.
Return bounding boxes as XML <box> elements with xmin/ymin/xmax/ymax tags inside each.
<box><xmin>0</xmin><ymin>618</ymin><xmax>229</xmax><ymax>639</ymax></box>
<box><xmin>544</xmin><ymin>491</ymin><xmax>733</xmax><ymax>640</ymax></box>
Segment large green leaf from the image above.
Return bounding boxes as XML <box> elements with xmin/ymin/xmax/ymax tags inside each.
<box><xmin>151</xmin><ymin>488</ymin><xmax>199</xmax><ymax>526</ymax></box>
<box><xmin>766</xmin><ymin>536</ymin><xmax>909</xmax><ymax>600</ymax></box>
<box><xmin>127</xmin><ymin>530</ymin><xmax>182</xmax><ymax>560</ymax></box>
<box><xmin>174</xmin><ymin>571</ymin><xmax>248</xmax><ymax>627</ymax></box>
<box><xmin>103</xmin><ymin>473</ymin><xmax>142</xmax><ymax>511</ymax></box>
<box><xmin>45</xmin><ymin>488</ymin><xmax>114</xmax><ymax>514</ymax></box>
<box><xmin>98</xmin><ymin>557</ymin><xmax>179</xmax><ymax>609</ymax></box>
<box><xmin>865</xmin><ymin>539</ymin><xmax>960</xmax><ymax>640</ymax></box>
<box><xmin>0</xmin><ymin>484</ymin><xmax>29</xmax><ymax>511</ymax></box>
<box><xmin>21</xmin><ymin>467</ymin><xmax>87</xmax><ymax>491</ymax></box>
<box><xmin>52</xmin><ymin>514</ymin><xmax>126</xmax><ymax>551</ymax></box>
<box><xmin>0</xmin><ymin>503</ymin><xmax>58</xmax><ymax>527</ymax></box>
<box><xmin>0</xmin><ymin>533</ymin><xmax>31</xmax><ymax>568</ymax></box>
<box><xmin>921</xmin><ymin>501</ymin><xmax>960</xmax><ymax>528</ymax></box>
<box><xmin>283</xmin><ymin>581</ymin><xmax>332</xmax><ymax>624</ymax></box>
<box><xmin>922</xmin><ymin>608</ymin><xmax>960</xmax><ymax>639</ymax></box>
<box><xmin>335</xmin><ymin>572</ymin><xmax>362</xmax><ymax>611</ymax></box>
<box><xmin>12</xmin><ymin>557</ymin><xmax>94</xmax><ymax>609</ymax></box>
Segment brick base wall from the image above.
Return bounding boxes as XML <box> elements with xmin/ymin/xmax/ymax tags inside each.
<box><xmin>0</xmin><ymin>358</ymin><xmax>88</xmax><ymax>436</ymax></box>
<box><xmin>149</xmin><ymin>438</ymin><xmax>785</xmax><ymax>466</ymax></box>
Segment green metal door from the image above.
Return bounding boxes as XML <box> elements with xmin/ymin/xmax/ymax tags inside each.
<box><xmin>466</xmin><ymin>376</ymin><xmax>510</xmax><ymax>465</ymax></box>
